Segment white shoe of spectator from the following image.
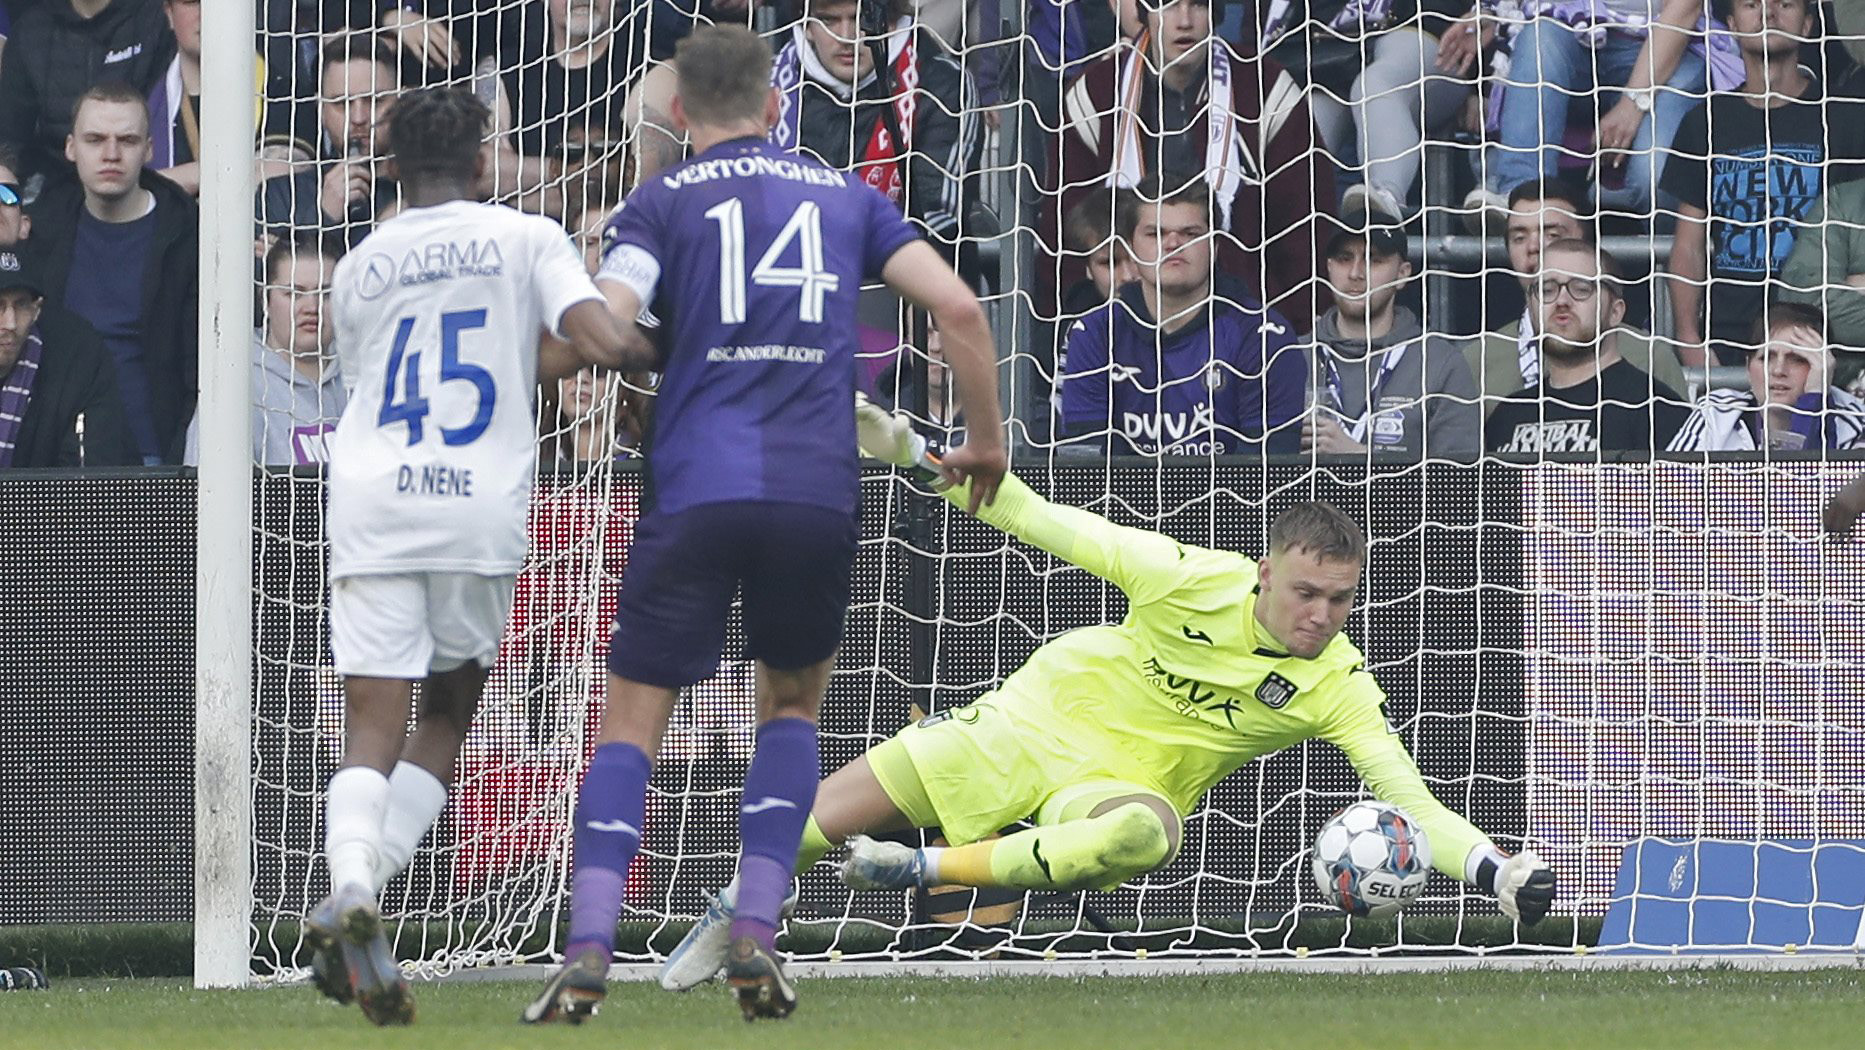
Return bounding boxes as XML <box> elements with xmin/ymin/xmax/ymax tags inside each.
<box><xmin>1461</xmin><ymin>187</ymin><xmax>1509</xmax><ymax>236</ymax></box>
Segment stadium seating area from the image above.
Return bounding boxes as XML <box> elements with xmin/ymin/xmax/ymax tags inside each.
<box><xmin>1</xmin><ymin>0</ymin><xmax>1865</xmax><ymax>467</ymax></box>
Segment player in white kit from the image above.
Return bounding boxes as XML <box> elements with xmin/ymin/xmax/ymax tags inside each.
<box><xmin>304</xmin><ymin>86</ymin><xmax>653</xmax><ymax>1026</ymax></box>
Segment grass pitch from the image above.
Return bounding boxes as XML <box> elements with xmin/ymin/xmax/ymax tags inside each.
<box><xmin>3</xmin><ymin>970</ymin><xmax>1861</xmax><ymax>1050</ymax></box>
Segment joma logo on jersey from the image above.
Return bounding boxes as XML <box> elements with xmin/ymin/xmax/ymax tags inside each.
<box><xmin>1254</xmin><ymin>673</ymin><xmax>1298</xmax><ymax>709</ymax></box>
<box><xmin>1142</xmin><ymin>657</ymin><xmax>1244</xmax><ymax>729</ymax></box>
<box><xmin>395</xmin><ymin>239</ymin><xmax>506</xmax><ymax>286</ymax></box>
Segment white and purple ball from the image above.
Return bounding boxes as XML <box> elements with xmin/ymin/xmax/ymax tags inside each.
<box><xmin>1311</xmin><ymin>801</ymin><xmax>1432</xmax><ymax>918</ymax></box>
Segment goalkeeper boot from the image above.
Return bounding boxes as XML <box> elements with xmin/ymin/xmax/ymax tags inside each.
<box><xmin>520</xmin><ymin>946</ymin><xmax>608</xmax><ymax>1025</ymax></box>
<box><xmin>660</xmin><ymin>881</ymin><xmax>800</xmax><ymax>992</ymax></box>
<box><xmin>334</xmin><ymin>887</ymin><xmax>414</xmax><ymax>1026</ymax></box>
<box><xmin>303</xmin><ymin>891</ymin><xmax>354</xmax><ymax>1005</ymax></box>
<box><xmin>839</xmin><ymin>834</ymin><xmax>928</xmax><ymax>891</ymax></box>
<box><xmin>724</xmin><ymin>936</ymin><xmax>796</xmax><ymax>1021</ymax></box>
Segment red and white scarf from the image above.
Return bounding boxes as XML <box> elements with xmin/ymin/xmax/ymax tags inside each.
<box><xmin>772</xmin><ymin>18</ymin><xmax>919</xmax><ymax>205</ymax></box>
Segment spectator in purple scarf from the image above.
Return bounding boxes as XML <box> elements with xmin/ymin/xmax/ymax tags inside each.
<box><xmin>0</xmin><ymin>247</ymin><xmax>136</xmax><ymax>468</ymax></box>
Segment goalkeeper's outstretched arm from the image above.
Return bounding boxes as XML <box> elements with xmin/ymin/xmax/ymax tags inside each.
<box><xmin>1322</xmin><ymin>681</ymin><xmax>1558</xmax><ymax>924</ymax></box>
<box><xmin>857</xmin><ymin>395</ymin><xmax>1201</xmax><ymax>608</ymax></box>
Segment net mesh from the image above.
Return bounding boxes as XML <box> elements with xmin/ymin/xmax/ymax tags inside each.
<box><xmin>238</xmin><ymin>1</ymin><xmax>1865</xmax><ymax>979</ymax></box>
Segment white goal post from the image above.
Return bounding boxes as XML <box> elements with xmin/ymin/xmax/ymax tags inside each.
<box><xmin>194</xmin><ymin>0</ymin><xmax>257</xmax><ymax>991</ymax></box>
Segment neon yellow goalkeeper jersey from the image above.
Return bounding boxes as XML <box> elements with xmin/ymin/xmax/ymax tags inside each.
<box><xmin>950</xmin><ymin>473</ymin><xmax>1492</xmax><ymax>883</ymax></box>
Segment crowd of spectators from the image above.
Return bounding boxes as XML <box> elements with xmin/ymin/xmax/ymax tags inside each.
<box><xmin>3</xmin><ymin>0</ymin><xmax>1865</xmax><ymax>472</ymax></box>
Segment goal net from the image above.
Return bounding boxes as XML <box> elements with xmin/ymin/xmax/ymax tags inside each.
<box><xmin>231</xmin><ymin>1</ymin><xmax>1865</xmax><ymax>983</ymax></box>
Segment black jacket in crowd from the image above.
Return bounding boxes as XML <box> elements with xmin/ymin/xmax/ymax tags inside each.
<box><xmin>0</xmin><ymin>0</ymin><xmax>176</xmax><ymax>182</ymax></box>
<box><xmin>9</xmin><ymin>304</ymin><xmax>138</xmax><ymax>468</ymax></box>
<box><xmin>786</xmin><ymin>26</ymin><xmax>981</xmax><ymax>251</ymax></box>
<box><xmin>27</xmin><ymin>169</ymin><xmax>200</xmax><ymax>464</ymax></box>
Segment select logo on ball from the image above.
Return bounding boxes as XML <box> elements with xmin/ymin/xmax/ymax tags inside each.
<box><xmin>1312</xmin><ymin>801</ymin><xmax>1433</xmax><ymax>919</ymax></box>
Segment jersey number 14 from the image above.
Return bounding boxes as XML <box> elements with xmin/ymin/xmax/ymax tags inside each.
<box><xmin>378</xmin><ymin>308</ymin><xmax>497</xmax><ymax>446</ymax></box>
<box><xmin>703</xmin><ymin>198</ymin><xmax>840</xmax><ymax>325</ymax></box>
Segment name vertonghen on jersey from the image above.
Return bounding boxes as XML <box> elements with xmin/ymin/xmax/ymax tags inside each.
<box><xmin>659</xmin><ymin>153</ymin><xmax>850</xmax><ymax>190</ymax></box>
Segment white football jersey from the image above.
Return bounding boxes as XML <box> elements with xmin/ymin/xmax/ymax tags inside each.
<box><xmin>326</xmin><ymin>201</ymin><xmax>601</xmax><ymax>578</ymax></box>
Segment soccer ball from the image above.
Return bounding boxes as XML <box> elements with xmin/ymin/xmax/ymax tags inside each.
<box><xmin>1311</xmin><ymin>800</ymin><xmax>1432</xmax><ymax>918</ymax></box>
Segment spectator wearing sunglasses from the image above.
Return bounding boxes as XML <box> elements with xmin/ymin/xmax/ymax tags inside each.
<box><xmin>1486</xmin><ymin>240</ymin><xmax>1688</xmax><ymax>455</ymax></box>
<box><xmin>0</xmin><ymin>176</ymin><xmax>27</xmax><ymax>246</ymax></box>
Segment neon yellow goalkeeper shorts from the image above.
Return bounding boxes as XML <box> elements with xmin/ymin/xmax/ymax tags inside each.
<box><xmin>866</xmin><ymin>696</ymin><xmax>1169</xmax><ymax>846</ymax></box>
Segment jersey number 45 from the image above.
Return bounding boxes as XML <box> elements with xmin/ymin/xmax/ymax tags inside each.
<box><xmin>378</xmin><ymin>308</ymin><xmax>497</xmax><ymax>447</ymax></box>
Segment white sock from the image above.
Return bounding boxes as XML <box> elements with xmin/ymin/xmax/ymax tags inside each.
<box><xmin>373</xmin><ymin>761</ymin><xmax>449</xmax><ymax>891</ymax></box>
<box><xmin>325</xmin><ymin>766</ymin><xmax>391</xmax><ymax>893</ymax></box>
<box><xmin>920</xmin><ymin>846</ymin><xmax>946</xmax><ymax>884</ymax></box>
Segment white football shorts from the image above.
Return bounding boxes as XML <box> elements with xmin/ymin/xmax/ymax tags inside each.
<box><xmin>329</xmin><ymin>572</ymin><xmax>518</xmax><ymax>679</ymax></box>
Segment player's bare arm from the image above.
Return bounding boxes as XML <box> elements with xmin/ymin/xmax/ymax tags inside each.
<box><xmin>539</xmin><ymin>297</ymin><xmax>657</xmax><ymax>379</ymax></box>
<box><xmin>588</xmin><ymin>285</ymin><xmax>663</xmax><ymax>374</ymax></box>
<box><xmin>880</xmin><ymin>239</ymin><xmax>1008</xmax><ymax>511</ymax></box>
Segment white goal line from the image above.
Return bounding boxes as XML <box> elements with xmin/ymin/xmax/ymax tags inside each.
<box><xmin>426</xmin><ymin>953</ymin><xmax>1865</xmax><ymax>983</ymax></box>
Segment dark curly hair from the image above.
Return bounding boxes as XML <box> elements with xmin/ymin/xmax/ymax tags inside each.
<box><xmin>387</xmin><ymin>86</ymin><xmax>490</xmax><ymax>183</ymax></box>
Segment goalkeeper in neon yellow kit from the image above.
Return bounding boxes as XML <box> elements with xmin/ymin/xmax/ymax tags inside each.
<box><xmin>659</xmin><ymin>398</ymin><xmax>1556</xmax><ymax>989</ymax></box>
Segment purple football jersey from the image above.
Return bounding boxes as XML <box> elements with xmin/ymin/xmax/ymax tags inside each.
<box><xmin>599</xmin><ymin>137</ymin><xmax>920</xmax><ymax>515</ymax></box>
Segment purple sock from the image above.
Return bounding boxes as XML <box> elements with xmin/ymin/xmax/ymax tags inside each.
<box><xmin>730</xmin><ymin>717</ymin><xmax>819</xmax><ymax>951</ymax></box>
<box><xmin>565</xmin><ymin>742</ymin><xmax>651</xmax><ymax>961</ymax></box>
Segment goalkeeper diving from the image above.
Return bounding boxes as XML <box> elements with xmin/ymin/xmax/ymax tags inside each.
<box><xmin>661</xmin><ymin>398</ymin><xmax>1558</xmax><ymax>988</ymax></box>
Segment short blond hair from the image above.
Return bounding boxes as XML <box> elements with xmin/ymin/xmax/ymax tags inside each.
<box><xmin>1268</xmin><ymin>502</ymin><xmax>1366</xmax><ymax>564</ymax></box>
<box><xmin>674</xmin><ymin>25</ymin><xmax>773</xmax><ymax>128</ymax></box>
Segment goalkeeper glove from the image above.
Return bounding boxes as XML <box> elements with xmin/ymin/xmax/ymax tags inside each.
<box><xmin>1494</xmin><ymin>850</ymin><xmax>1556</xmax><ymax>925</ymax></box>
<box><xmin>854</xmin><ymin>392</ymin><xmax>947</xmax><ymax>487</ymax></box>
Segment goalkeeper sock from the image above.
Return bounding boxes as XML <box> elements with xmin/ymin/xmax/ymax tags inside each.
<box><xmin>372</xmin><ymin>761</ymin><xmax>449</xmax><ymax>891</ymax></box>
<box><xmin>932</xmin><ymin>802</ymin><xmax>1172</xmax><ymax>892</ymax></box>
<box><xmin>565</xmin><ymin>742</ymin><xmax>651</xmax><ymax>961</ymax></box>
<box><xmin>794</xmin><ymin>815</ymin><xmax>834</xmax><ymax>873</ymax></box>
<box><xmin>325</xmin><ymin>766</ymin><xmax>390</xmax><ymax>894</ymax></box>
<box><xmin>731</xmin><ymin>717</ymin><xmax>819</xmax><ymax>952</ymax></box>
